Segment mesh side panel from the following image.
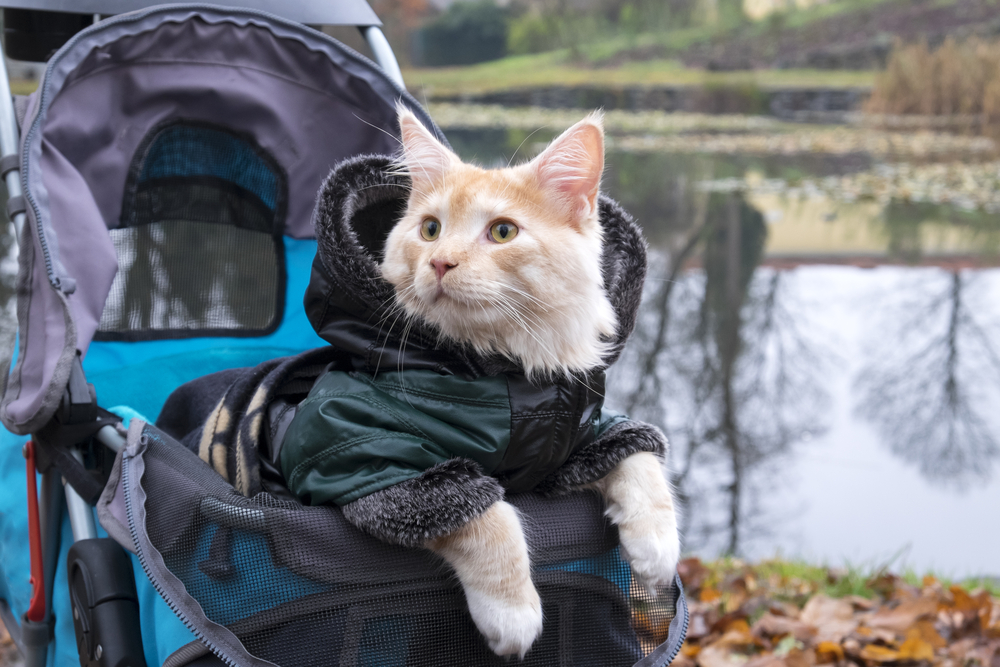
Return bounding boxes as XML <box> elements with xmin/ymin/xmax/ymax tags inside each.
<box><xmin>137</xmin><ymin>125</ymin><xmax>281</xmax><ymax>212</ymax></box>
<box><xmin>138</xmin><ymin>426</ymin><xmax>681</xmax><ymax>667</ymax></box>
<box><xmin>98</xmin><ymin>220</ymin><xmax>280</xmax><ymax>334</ymax></box>
<box><xmin>97</xmin><ymin>122</ymin><xmax>286</xmax><ymax>340</ymax></box>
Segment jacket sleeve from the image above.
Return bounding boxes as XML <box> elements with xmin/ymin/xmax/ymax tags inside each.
<box><xmin>534</xmin><ymin>409</ymin><xmax>668</xmax><ymax>497</ymax></box>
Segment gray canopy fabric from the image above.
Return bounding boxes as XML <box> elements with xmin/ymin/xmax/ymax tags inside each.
<box><xmin>0</xmin><ymin>4</ymin><xmax>447</xmax><ymax>435</ymax></box>
<box><xmin>0</xmin><ymin>0</ymin><xmax>382</xmax><ymax>26</ymax></box>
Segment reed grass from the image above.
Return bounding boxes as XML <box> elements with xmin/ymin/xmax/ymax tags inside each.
<box><xmin>866</xmin><ymin>37</ymin><xmax>1000</xmax><ymax>135</ymax></box>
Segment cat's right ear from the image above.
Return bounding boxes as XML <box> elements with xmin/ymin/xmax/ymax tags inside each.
<box><xmin>397</xmin><ymin>104</ymin><xmax>455</xmax><ymax>192</ymax></box>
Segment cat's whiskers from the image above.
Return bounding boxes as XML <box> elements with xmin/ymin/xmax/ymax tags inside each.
<box><xmin>395</xmin><ymin>317</ymin><xmax>420</xmax><ymax>407</ymax></box>
<box><xmin>483</xmin><ymin>294</ymin><xmax>549</xmax><ymax>356</ymax></box>
<box><xmin>497</xmin><ymin>284</ymin><xmax>552</xmax><ymax>313</ymax></box>
<box><xmin>374</xmin><ymin>285</ymin><xmax>417</xmax><ymax>375</ymax></box>
<box><xmin>352</xmin><ymin>112</ymin><xmax>405</xmax><ymax>151</ymax></box>
<box><xmin>372</xmin><ymin>285</ymin><xmax>414</xmax><ymax>339</ymax></box>
<box><xmin>507</xmin><ymin>127</ymin><xmax>547</xmax><ymax>169</ymax></box>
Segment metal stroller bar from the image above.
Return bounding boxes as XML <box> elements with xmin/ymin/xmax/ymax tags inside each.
<box><xmin>362</xmin><ymin>26</ymin><xmax>404</xmax><ymax>88</ymax></box>
<box><xmin>0</xmin><ymin>39</ymin><xmax>25</xmax><ymax>241</ymax></box>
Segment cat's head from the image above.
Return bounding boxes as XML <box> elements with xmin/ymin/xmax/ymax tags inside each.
<box><xmin>380</xmin><ymin>106</ymin><xmax>618</xmax><ymax>378</ymax></box>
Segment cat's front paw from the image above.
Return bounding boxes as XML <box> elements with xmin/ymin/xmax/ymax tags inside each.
<box><xmin>616</xmin><ymin>507</ymin><xmax>680</xmax><ymax>591</ymax></box>
<box><xmin>465</xmin><ymin>586</ymin><xmax>543</xmax><ymax>658</ymax></box>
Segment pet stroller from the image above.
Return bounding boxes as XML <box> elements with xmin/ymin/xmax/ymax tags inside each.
<box><xmin>0</xmin><ymin>3</ymin><xmax>689</xmax><ymax>666</ymax></box>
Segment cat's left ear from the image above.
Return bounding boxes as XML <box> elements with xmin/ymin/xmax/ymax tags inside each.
<box><xmin>531</xmin><ymin>112</ymin><xmax>604</xmax><ymax>224</ymax></box>
<box><xmin>397</xmin><ymin>103</ymin><xmax>456</xmax><ymax>192</ymax></box>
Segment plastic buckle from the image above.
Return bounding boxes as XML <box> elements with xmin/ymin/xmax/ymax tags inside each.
<box><xmin>56</xmin><ymin>352</ymin><xmax>97</xmax><ymax>426</ymax></box>
<box><xmin>23</xmin><ymin>440</ymin><xmax>45</xmax><ymax>623</ymax></box>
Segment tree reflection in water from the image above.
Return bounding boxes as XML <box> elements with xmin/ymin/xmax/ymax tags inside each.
<box><xmin>855</xmin><ymin>269</ymin><xmax>1000</xmax><ymax>486</ymax></box>
<box><xmin>608</xmin><ymin>189</ymin><xmax>829</xmax><ymax>557</ymax></box>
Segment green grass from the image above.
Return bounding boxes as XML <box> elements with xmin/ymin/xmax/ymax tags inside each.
<box><xmin>700</xmin><ymin>557</ymin><xmax>1000</xmax><ymax>603</ymax></box>
<box><xmin>759</xmin><ymin>0</ymin><xmax>904</xmax><ymax>31</ymax></box>
<box><xmin>404</xmin><ymin>59</ymin><xmax>874</xmax><ymax>98</ymax></box>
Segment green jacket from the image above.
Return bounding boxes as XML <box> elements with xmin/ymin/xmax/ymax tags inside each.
<box><xmin>281</xmin><ymin>368</ymin><xmax>628</xmax><ymax>506</ymax></box>
<box><xmin>276</xmin><ymin>154</ymin><xmax>656</xmax><ymax>511</ymax></box>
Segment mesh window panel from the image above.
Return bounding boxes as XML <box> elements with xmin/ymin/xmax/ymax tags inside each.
<box><xmin>137</xmin><ymin>426</ymin><xmax>682</xmax><ymax>667</ymax></box>
<box><xmin>97</xmin><ymin>122</ymin><xmax>286</xmax><ymax>340</ymax></box>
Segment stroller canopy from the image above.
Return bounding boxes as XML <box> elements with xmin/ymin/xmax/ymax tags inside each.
<box><xmin>0</xmin><ymin>0</ymin><xmax>383</xmax><ymax>26</ymax></box>
<box><xmin>0</xmin><ymin>4</ymin><xmax>445</xmax><ymax>435</ymax></box>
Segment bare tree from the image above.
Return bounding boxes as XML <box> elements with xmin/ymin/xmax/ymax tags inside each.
<box><xmin>609</xmin><ymin>191</ymin><xmax>830</xmax><ymax>557</ymax></box>
<box><xmin>856</xmin><ymin>270</ymin><xmax>1000</xmax><ymax>486</ymax></box>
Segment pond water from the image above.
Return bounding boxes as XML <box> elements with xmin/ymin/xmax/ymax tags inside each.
<box><xmin>0</xmin><ymin>120</ymin><xmax>996</xmax><ymax>579</ymax></box>
<box><xmin>449</xmin><ymin>126</ymin><xmax>1000</xmax><ymax>578</ymax></box>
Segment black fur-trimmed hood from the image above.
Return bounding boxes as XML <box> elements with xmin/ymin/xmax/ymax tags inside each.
<box><xmin>303</xmin><ymin>154</ymin><xmax>648</xmax><ymax>378</ymax></box>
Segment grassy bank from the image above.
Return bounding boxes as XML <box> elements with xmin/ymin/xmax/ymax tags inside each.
<box><xmin>404</xmin><ymin>58</ymin><xmax>874</xmax><ymax>99</ymax></box>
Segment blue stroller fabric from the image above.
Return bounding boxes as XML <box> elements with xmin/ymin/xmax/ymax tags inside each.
<box><xmin>0</xmin><ymin>237</ymin><xmax>327</xmax><ymax>665</ymax></box>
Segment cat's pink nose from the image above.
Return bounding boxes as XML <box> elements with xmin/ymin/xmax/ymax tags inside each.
<box><xmin>431</xmin><ymin>259</ymin><xmax>457</xmax><ymax>281</ymax></box>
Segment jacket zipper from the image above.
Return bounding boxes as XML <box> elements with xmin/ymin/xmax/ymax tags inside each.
<box><xmin>121</xmin><ymin>445</ymin><xmax>241</xmax><ymax>667</ymax></box>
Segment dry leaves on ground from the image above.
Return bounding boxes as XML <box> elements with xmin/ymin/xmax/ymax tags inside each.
<box><xmin>661</xmin><ymin>559</ymin><xmax>1000</xmax><ymax>667</ymax></box>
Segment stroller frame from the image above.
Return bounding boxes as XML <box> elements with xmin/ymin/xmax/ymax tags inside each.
<box><xmin>0</xmin><ymin>3</ymin><xmax>405</xmax><ymax>665</ymax></box>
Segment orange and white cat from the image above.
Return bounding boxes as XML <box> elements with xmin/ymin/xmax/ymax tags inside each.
<box><xmin>380</xmin><ymin>107</ymin><xmax>680</xmax><ymax>658</ymax></box>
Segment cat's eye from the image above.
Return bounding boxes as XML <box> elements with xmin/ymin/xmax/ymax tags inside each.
<box><xmin>420</xmin><ymin>217</ymin><xmax>441</xmax><ymax>241</ymax></box>
<box><xmin>489</xmin><ymin>220</ymin><xmax>519</xmax><ymax>243</ymax></box>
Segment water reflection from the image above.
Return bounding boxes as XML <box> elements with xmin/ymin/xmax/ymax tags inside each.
<box><xmin>610</xmin><ymin>192</ymin><xmax>830</xmax><ymax>556</ymax></box>
<box><xmin>855</xmin><ymin>270</ymin><xmax>1000</xmax><ymax>486</ymax></box>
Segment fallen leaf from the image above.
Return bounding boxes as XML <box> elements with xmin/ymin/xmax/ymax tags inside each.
<box><xmin>683</xmin><ymin>642</ymin><xmax>703</xmax><ymax>657</ymax></box>
<box><xmin>897</xmin><ymin>628</ymin><xmax>935</xmax><ymax>661</ymax></box>
<box><xmin>712</xmin><ymin>612</ymin><xmax>751</xmax><ymax>635</ymax></box>
<box><xmin>947</xmin><ymin>637</ymin><xmax>978</xmax><ymax>660</ymax></box>
<box><xmin>743</xmin><ymin>655</ymin><xmax>785</xmax><ymax>667</ymax></box>
<box><xmin>949</xmin><ymin>586</ymin><xmax>989</xmax><ymax>617</ymax></box>
<box><xmin>769</xmin><ymin>602</ymin><xmax>803</xmax><ymax>619</ymax></box>
<box><xmin>964</xmin><ymin>641</ymin><xmax>1000</xmax><ymax>667</ymax></box>
<box><xmin>689</xmin><ymin>613</ymin><xmax>712</xmax><ymax>640</ymax></box>
<box><xmin>802</xmin><ymin>596</ymin><xmax>854</xmax><ymax>624</ymax></box>
<box><xmin>867</xmin><ymin>597</ymin><xmax>937</xmax><ymax>634</ymax></box>
<box><xmin>717</xmin><ymin>627</ymin><xmax>766</xmax><ymax>651</ymax></box>
<box><xmin>847</xmin><ymin>596</ymin><xmax>876</xmax><ymax>612</ymax></box>
<box><xmin>753</xmin><ymin>614</ymin><xmax>818</xmax><ymax>643</ymax></box>
<box><xmin>859</xmin><ymin>644</ymin><xmax>901</xmax><ymax>662</ymax></box>
<box><xmin>815</xmin><ymin>641</ymin><xmax>845</xmax><ymax>664</ymax></box>
<box><xmin>702</xmin><ymin>587</ymin><xmax>723</xmax><ymax>603</ymax></box>
<box><xmin>680</xmin><ymin>558</ymin><xmax>711</xmax><ymax>592</ymax></box>
<box><xmin>775</xmin><ymin>636</ymin><xmax>803</xmax><ymax>657</ymax></box>
<box><xmin>724</xmin><ymin>619</ymin><xmax>754</xmax><ymax>636</ymax></box>
<box><xmin>867</xmin><ymin>573</ymin><xmax>901</xmax><ymax>599</ymax></box>
<box><xmin>785</xmin><ymin>647</ymin><xmax>817</xmax><ymax>667</ymax></box>
<box><xmin>697</xmin><ymin>644</ymin><xmax>751</xmax><ymax>667</ymax></box>
<box><xmin>726</xmin><ymin>588</ymin><xmax>750</xmax><ymax>614</ymax></box>
<box><xmin>912</xmin><ymin>620</ymin><xmax>946</xmax><ymax>649</ymax></box>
